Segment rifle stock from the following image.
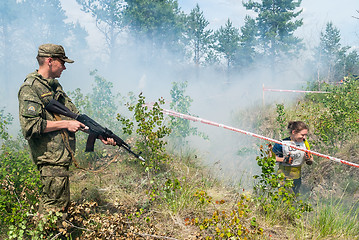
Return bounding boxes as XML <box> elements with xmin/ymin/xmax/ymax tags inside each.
<box><xmin>46</xmin><ymin>99</ymin><xmax>145</xmax><ymax>162</ymax></box>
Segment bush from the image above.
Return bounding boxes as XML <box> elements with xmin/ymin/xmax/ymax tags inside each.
<box><xmin>118</xmin><ymin>92</ymin><xmax>172</xmax><ymax>173</ymax></box>
<box><xmin>0</xmin><ymin>111</ymin><xmax>41</xmax><ymax>237</ymax></box>
<box><xmin>304</xmin><ymin>75</ymin><xmax>359</xmax><ymax>153</ymax></box>
<box><xmin>187</xmin><ymin>191</ymin><xmax>263</xmax><ymax>239</ymax></box>
<box><xmin>253</xmin><ymin>145</ymin><xmax>312</xmax><ymax>224</ymax></box>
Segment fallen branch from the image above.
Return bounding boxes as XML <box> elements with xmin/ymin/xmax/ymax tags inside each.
<box><xmin>50</xmin><ymin>232</ymin><xmax>62</xmax><ymax>240</ymax></box>
<box><xmin>64</xmin><ymin>220</ymin><xmax>93</xmax><ymax>232</ymax></box>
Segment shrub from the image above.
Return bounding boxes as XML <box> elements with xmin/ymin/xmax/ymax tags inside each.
<box><xmin>187</xmin><ymin>191</ymin><xmax>263</xmax><ymax>239</ymax></box>
<box><xmin>117</xmin><ymin>92</ymin><xmax>172</xmax><ymax>173</ymax></box>
<box><xmin>0</xmin><ymin>111</ymin><xmax>41</xmax><ymax>237</ymax></box>
<box><xmin>253</xmin><ymin>145</ymin><xmax>312</xmax><ymax>224</ymax></box>
<box><xmin>304</xmin><ymin>75</ymin><xmax>359</xmax><ymax>153</ymax></box>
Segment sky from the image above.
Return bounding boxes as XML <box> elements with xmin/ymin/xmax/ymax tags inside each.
<box><xmin>60</xmin><ymin>0</ymin><xmax>359</xmax><ymax>52</ymax></box>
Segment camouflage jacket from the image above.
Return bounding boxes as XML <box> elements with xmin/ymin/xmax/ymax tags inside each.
<box><xmin>18</xmin><ymin>71</ymin><xmax>79</xmax><ymax>167</ymax></box>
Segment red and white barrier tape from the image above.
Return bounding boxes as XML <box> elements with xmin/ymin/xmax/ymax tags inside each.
<box><xmin>159</xmin><ymin>107</ymin><xmax>359</xmax><ymax>169</ymax></box>
<box><xmin>263</xmin><ymin>88</ymin><xmax>330</xmax><ymax>94</ymax></box>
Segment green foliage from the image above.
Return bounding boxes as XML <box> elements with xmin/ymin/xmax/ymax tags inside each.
<box><xmin>0</xmin><ymin>109</ymin><xmax>12</xmax><ymax>141</ymax></box>
<box><xmin>8</xmin><ymin>211</ymin><xmax>64</xmax><ymax>240</ymax></box>
<box><xmin>83</xmin><ymin>70</ymin><xmax>119</xmax><ymax>127</ymax></box>
<box><xmin>275</xmin><ymin>103</ymin><xmax>287</xmax><ymax>139</ymax></box>
<box><xmin>118</xmin><ymin>93</ymin><xmax>199</xmax><ymax>216</ymax></box>
<box><xmin>343</xmin><ymin>50</ymin><xmax>359</xmax><ymax>75</ymax></box>
<box><xmin>118</xmin><ymin>92</ymin><xmax>172</xmax><ymax>172</ymax></box>
<box><xmin>303</xmin><ymin>76</ymin><xmax>359</xmax><ymax>153</ymax></box>
<box><xmin>162</xmin><ymin>177</ymin><xmax>182</xmax><ymax>199</ymax></box>
<box><xmin>213</xmin><ymin>19</ymin><xmax>240</xmax><ymax>75</ymax></box>
<box><xmin>319</xmin><ymin>22</ymin><xmax>341</xmax><ymax>57</ymax></box>
<box><xmin>313</xmin><ymin>22</ymin><xmax>359</xmax><ymax>83</ymax></box>
<box><xmin>188</xmin><ymin>192</ymin><xmax>263</xmax><ymax>239</ymax></box>
<box><xmin>146</xmin><ymin>174</ymin><xmax>186</xmax><ymax>213</ymax></box>
<box><xmin>315</xmin><ymin>22</ymin><xmax>344</xmax><ymax>82</ymax></box>
<box><xmin>69</xmin><ymin>87</ymin><xmax>90</xmax><ymax>113</ymax></box>
<box><xmin>236</xmin><ymin>15</ymin><xmax>257</xmax><ymax>68</ymax></box>
<box><xmin>194</xmin><ymin>190</ymin><xmax>213</xmax><ymax>208</ymax></box>
<box><xmin>169</xmin><ymin>81</ymin><xmax>207</xmax><ymax>146</ymax></box>
<box><xmin>2</xmin><ymin>0</ymin><xmax>90</xmax><ymax>106</ymax></box>
<box><xmin>0</xmin><ymin>0</ymin><xmax>87</xmax><ymax>81</ymax></box>
<box><xmin>69</xmin><ymin>70</ymin><xmax>118</xmax><ymax>125</ymax></box>
<box><xmin>253</xmin><ymin>145</ymin><xmax>312</xmax><ymax>224</ymax></box>
<box><xmin>0</xmin><ymin>112</ymin><xmax>41</xmax><ymax>236</ymax></box>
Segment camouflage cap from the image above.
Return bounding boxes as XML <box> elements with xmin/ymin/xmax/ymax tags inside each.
<box><xmin>37</xmin><ymin>44</ymin><xmax>74</xmax><ymax>63</ymax></box>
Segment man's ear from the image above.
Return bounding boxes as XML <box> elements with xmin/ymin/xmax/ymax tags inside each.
<box><xmin>47</xmin><ymin>57</ymin><xmax>53</xmax><ymax>66</ymax></box>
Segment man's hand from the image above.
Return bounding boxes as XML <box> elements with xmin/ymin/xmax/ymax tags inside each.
<box><xmin>99</xmin><ymin>136</ymin><xmax>116</xmax><ymax>146</ymax></box>
<box><xmin>44</xmin><ymin>120</ymin><xmax>87</xmax><ymax>133</ymax></box>
<box><xmin>66</xmin><ymin>120</ymin><xmax>87</xmax><ymax>132</ymax></box>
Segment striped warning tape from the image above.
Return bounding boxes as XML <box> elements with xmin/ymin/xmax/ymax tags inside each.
<box><xmin>158</xmin><ymin>107</ymin><xmax>359</xmax><ymax>169</ymax></box>
<box><xmin>263</xmin><ymin>88</ymin><xmax>330</xmax><ymax>94</ymax></box>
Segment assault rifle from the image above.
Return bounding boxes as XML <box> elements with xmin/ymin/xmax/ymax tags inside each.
<box><xmin>46</xmin><ymin>99</ymin><xmax>145</xmax><ymax>162</ymax></box>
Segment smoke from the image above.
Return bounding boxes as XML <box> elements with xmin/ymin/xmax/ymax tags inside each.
<box><xmin>179</xmin><ymin>60</ymin><xmax>310</xmax><ymax>187</ymax></box>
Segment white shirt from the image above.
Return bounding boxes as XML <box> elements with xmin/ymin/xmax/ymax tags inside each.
<box><xmin>282</xmin><ymin>140</ymin><xmax>306</xmax><ymax>167</ymax></box>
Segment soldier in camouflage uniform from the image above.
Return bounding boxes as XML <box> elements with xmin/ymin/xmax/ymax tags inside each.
<box><xmin>18</xmin><ymin>44</ymin><xmax>114</xmax><ymax>215</ymax></box>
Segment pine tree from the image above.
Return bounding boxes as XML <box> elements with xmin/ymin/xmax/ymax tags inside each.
<box><xmin>213</xmin><ymin>19</ymin><xmax>240</xmax><ymax>83</ymax></box>
<box><xmin>316</xmin><ymin>22</ymin><xmax>359</xmax><ymax>82</ymax></box>
<box><xmin>185</xmin><ymin>4</ymin><xmax>213</xmax><ymax>66</ymax></box>
<box><xmin>316</xmin><ymin>22</ymin><xmax>342</xmax><ymax>82</ymax></box>
<box><xmin>243</xmin><ymin>0</ymin><xmax>303</xmax><ymax>73</ymax></box>
<box><xmin>235</xmin><ymin>15</ymin><xmax>257</xmax><ymax>69</ymax></box>
<box><xmin>343</xmin><ymin>50</ymin><xmax>359</xmax><ymax>75</ymax></box>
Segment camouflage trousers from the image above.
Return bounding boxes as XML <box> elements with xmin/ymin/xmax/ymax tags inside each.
<box><xmin>38</xmin><ymin>165</ymin><xmax>70</xmax><ymax>214</ymax></box>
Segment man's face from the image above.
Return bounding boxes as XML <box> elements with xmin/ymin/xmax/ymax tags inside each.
<box><xmin>49</xmin><ymin>58</ymin><xmax>66</xmax><ymax>78</ymax></box>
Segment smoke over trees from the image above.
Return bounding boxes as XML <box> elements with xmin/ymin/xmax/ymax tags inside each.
<box><xmin>123</xmin><ymin>0</ymin><xmax>186</xmax><ymax>64</ymax></box>
<box><xmin>76</xmin><ymin>0</ymin><xmax>126</xmax><ymax>61</ymax></box>
<box><xmin>0</xmin><ymin>0</ymin><xmax>358</xmax><ymax>116</ymax></box>
<box><xmin>73</xmin><ymin>0</ymin><xmax>358</xmax><ymax>83</ymax></box>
